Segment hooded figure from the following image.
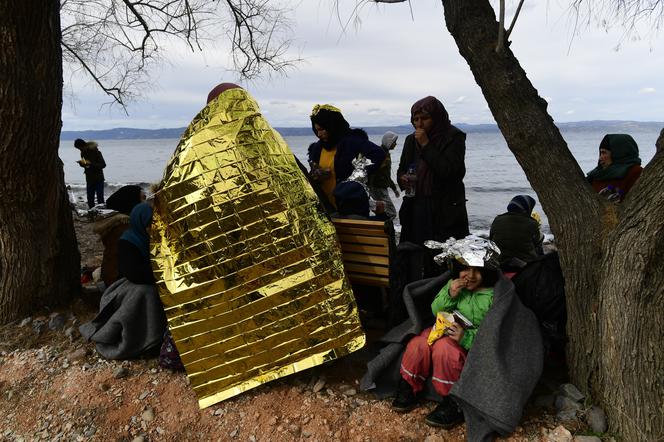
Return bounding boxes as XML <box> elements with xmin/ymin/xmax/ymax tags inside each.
<box><xmin>308</xmin><ymin>104</ymin><xmax>385</xmax><ymax>209</ymax></box>
<box><xmin>586</xmin><ymin>134</ymin><xmax>643</xmax><ymax>198</ymax></box>
<box><xmin>151</xmin><ymin>85</ymin><xmax>365</xmax><ymax>408</ymax></box>
<box><xmin>75</xmin><ymin>138</ymin><xmax>106</xmax><ymax>208</ymax></box>
<box><xmin>118</xmin><ymin>202</ymin><xmax>155</xmax><ymax>284</ymax></box>
<box><xmin>396</xmin><ymin>96</ymin><xmax>469</xmax><ymax>275</ymax></box>
<box><xmin>490</xmin><ymin>195</ymin><xmax>543</xmax><ymax>268</ymax></box>
<box><xmin>367</xmin><ymin>131</ymin><xmax>399</xmax><ymax>219</ymax></box>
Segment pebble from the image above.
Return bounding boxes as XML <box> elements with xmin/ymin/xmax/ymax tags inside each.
<box><xmin>156</xmin><ymin>427</ymin><xmax>165</xmax><ymax>435</ymax></box>
<box><xmin>82</xmin><ymin>363</ymin><xmax>92</xmax><ymax>371</ymax></box>
<box><xmin>342</xmin><ymin>388</ymin><xmax>357</xmax><ymax>396</ymax></box>
<box><xmin>113</xmin><ymin>367</ymin><xmax>129</xmax><ymax>379</ymax></box>
<box><xmin>302</xmin><ymin>430</ymin><xmax>312</xmax><ymax>438</ymax></box>
<box><xmin>141</xmin><ymin>408</ymin><xmax>155</xmax><ymax>422</ymax></box>
<box><xmin>312</xmin><ymin>378</ymin><xmax>326</xmax><ymax>393</ymax></box>
<box><xmin>249</xmin><ymin>436</ymin><xmax>257</xmax><ymax>442</ymax></box>
<box><xmin>139</xmin><ymin>391</ymin><xmax>149</xmax><ymax>400</ymax></box>
<box><xmin>131</xmin><ymin>436</ymin><xmax>145</xmax><ymax>442</ymax></box>
<box><xmin>546</xmin><ymin>425</ymin><xmax>573</xmax><ymax>442</ymax></box>
<box><xmin>48</xmin><ymin>313</ymin><xmax>67</xmax><ymax>331</ymax></box>
<box><xmin>66</xmin><ymin>348</ymin><xmax>87</xmax><ymax>362</ymax></box>
<box><xmin>424</xmin><ymin>435</ymin><xmax>446</xmax><ymax>442</ymax></box>
<box><xmin>560</xmin><ymin>383</ymin><xmax>585</xmax><ymax>402</ymax></box>
<box><xmin>214</xmin><ymin>408</ymin><xmax>224</xmax><ymax>416</ymax></box>
<box><xmin>573</xmin><ymin>436</ymin><xmax>601</xmax><ymax>442</ymax></box>
<box><xmin>268</xmin><ymin>417</ymin><xmax>277</xmax><ymax>425</ymax></box>
<box><xmin>229</xmin><ymin>429</ymin><xmax>238</xmax><ymax>438</ymax></box>
<box><xmin>555</xmin><ymin>395</ymin><xmax>582</xmax><ymax>411</ymax></box>
<box><xmin>18</xmin><ymin>317</ymin><xmax>32</xmax><ymax>327</ymax></box>
<box><xmin>585</xmin><ymin>406</ymin><xmax>608</xmax><ymax>433</ymax></box>
<box><xmin>84</xmin><ymin>427</ymin><xmax>96</xmax><ymax>437</ymax></box>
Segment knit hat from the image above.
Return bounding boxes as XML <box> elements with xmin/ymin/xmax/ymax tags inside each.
<box><xmin>507</xmin><ymin>195</ymin><xmax>536</xmax><ymax>215</ymax></box>
<box><xmin>381</xmin><ymin>131</ymin><xmax>398</xmax><ymax>150</ymax></box>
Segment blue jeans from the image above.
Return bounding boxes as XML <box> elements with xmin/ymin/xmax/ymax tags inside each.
<box><xmin>87</xmin><ymin>181</ymin><xmax>105</xmax><ymax>208</ymax></box>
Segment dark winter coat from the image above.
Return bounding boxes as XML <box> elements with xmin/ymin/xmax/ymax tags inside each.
<box><xmin>81</xmin><ymin>147</ymin><xmax>106</xmax><ymax>184</ymax></box>
<box><xmin>490</xmin><ymin>212</ymin><xmax>542</xmax><ymax>265</ymax></box>
<box><xmin>308</xmin><ymin>129</ymin><xmax>386</xmax><ymax>183</ymax></box>
<box><xmin>397</xmin><ymin>126</ymin><xmax>469</xmax><ymax>244</ymax></box>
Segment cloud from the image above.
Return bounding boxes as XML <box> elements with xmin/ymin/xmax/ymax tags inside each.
<box><xmin>639</xmin><ymin>87</ymin><xmax>656</xmax><ymax>94</ymax></box>
<box><xmin>454</xmin><ymin>96</ymin><xmax>466</xmax><ymax>104</ymax></box>
<box><xmin>269</xmin><ymin>101</ymin><xmax>289</xmax><ymax>105</ymax></box>
<box><xmin>566</xmin><ymin>110</ymin><xmax>575</xmax><ymax>115</ymax></box>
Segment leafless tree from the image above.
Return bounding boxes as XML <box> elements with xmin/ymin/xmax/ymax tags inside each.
<box><xmin>60</xmin><ymin>0</ymin><xmax>299</xmax><ymax>109</ymax></box>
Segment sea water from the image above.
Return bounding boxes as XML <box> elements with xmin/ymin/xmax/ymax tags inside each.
<box><xmin>59</xmin><ymin>128</ymin><xmax>659</xmax><ymax>235</ymax></box>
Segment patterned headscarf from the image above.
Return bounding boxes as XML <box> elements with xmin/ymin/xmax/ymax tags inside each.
<box><xmin>410</xmin><ymin>96</ymin><xmax>451</xmax><ymax>145</ymax></box>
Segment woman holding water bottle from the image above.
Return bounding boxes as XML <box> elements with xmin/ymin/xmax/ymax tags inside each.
<box><xmin>397</xmin><ymin>96</ymin><xmax>469</xmax><ymax>248</ymax></box>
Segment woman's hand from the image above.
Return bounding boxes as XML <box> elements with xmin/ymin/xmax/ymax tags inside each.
<box><xmin>447</xmin><ymin>323</ymin><xmax>465</xmax><ymax>342</ymax></box>
<box><xmin>449</xmin><ymin>278</ymin><xmax>467</xmax><ymax>298</ymax></box>
<box><xmin>414</xmin><ymin>128</ymin><xmax>430</xmax><ymax>147</ymax></box>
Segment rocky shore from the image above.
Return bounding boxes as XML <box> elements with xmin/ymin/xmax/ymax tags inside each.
<box><xmin>0</xmin><ymin>215</ymin><xmax>608</xmax><ymax>441</ymax></box>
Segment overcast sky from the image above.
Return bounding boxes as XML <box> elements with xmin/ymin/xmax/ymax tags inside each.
<box><xmin>61</xmin><ymin>1</ymin><xmax>664</xmax><ymax>131</ymax></box>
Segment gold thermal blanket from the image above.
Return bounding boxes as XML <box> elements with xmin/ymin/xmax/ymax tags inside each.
<box><xmin>151</xmin><ymin>88</ymin><xmax>365</xmax><ymax>408</ymax></box>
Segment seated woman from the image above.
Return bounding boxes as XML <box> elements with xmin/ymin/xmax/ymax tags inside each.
<box><xmin>79</xmin><ymin>202</ymin><xmax>167</xmax><ymax>359</ymax></box>
<box><xmin>93</xmin><ymin>185</ymin><xmax>147</xmax><ymax>287</ymax></box>
<box><xmin>391</xmin><ymin>243</ymin><xmax>499</xmax><ymax>428</ymax></box>
<box><xmin>586</xmin><ymin>134</ymin><xmax>642</xmax><ymax>200</ymax></box>
<box><xmin>308</xmin><ymin>104</ymin><xmax>385</xmax><ymax>210</ymax></box>
<box><xmin>489</xmin><ymin>195</ymin><xmax>543</xmax><ymax>271</ymax></box>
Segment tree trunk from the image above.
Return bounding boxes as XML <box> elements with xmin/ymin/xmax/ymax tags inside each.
<box><xmin>441</xmin><ymin>1</ymin><xmax>664</xmax><ymax>439</ymax></box>
<box><xmin>0</xmin><ymin>0</ymin><xmax>80</xmax><ymax>323</ymax></box>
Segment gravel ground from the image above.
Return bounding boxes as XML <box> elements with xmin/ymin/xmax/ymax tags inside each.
<box><xmin>0</xmin><ymin>216</ymin><xmax>598</xmax><ymax>441</ymax></box>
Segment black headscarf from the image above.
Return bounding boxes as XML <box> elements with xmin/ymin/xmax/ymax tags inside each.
<box><xmin>106</xmin><ymin>185</ymin><xmax>144</xmax><ymax>215</ymax></box>
<box><xmin>586</xmin><ymin>134</ymin><xmax>641</xmax><ymax>182</ymax></box>
<box><xmin>310</xmin><ymin>105</ymin><xmax>351</xmax><ymax>149</ymax></box>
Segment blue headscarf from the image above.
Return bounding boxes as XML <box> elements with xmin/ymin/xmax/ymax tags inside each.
<box><xmin>120</xmin><ymin>202</ymin><xmax>153</xmax><ymax>258</ymax></box>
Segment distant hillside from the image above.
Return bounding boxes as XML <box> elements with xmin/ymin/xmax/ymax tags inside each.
<box><xmin>60</xmin><ymin>120</ymin><xmax>663</xmax><ymax>141</ymax></box>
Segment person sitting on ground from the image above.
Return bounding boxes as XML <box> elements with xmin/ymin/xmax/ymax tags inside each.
<box><xmin>308</xmin><ymin>104</ymin><xmax>385</xmax><ymax>210</ymax></box>
<box><xmin>332</xmin><ymin>181</ymin><xmax>388</xmax><ymax>221</ymax></box>
<box><xmin>586</xmin><ymin>134</ymin><xmax>642</xmax><ymax>201</ymax></box>
<box><xmin>80</xmin><ymin>202</ymin><xmax>167</xmax><ymax>359</ymax></box>
<box><xmin>94</xmin><ymin>185</ymin><xmax>147</xmax><ymax>287</ymax></box>
<box><xmin>368</xmin><ymin>131</ymin><xmax>400</xmax><ymax>219</ymax></box>
<box><xmin>489</xmin><ymin>195</ymin><xmax>544</xmax><ymax>271</ymax></box>
<box><xmin>392</xmin><ymin>243</ymin><xmax>499</xmax><ymax>428</ymax></box>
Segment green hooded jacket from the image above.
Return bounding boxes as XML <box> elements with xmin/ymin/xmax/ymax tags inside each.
<box><xmin>431</xmin><ymin>279</ymin><xmax>494</xmax><ymax>350</ymax></box>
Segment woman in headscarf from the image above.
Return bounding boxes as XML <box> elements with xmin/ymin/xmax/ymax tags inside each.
<box><xmin>80</xmin><ymin>201</ymin><xmax>167</xmax><ymax>360</ymax></box>
<box><xmin>397</xmin><ymin>96</ymin><xmax>469</xmax><ymax>248</ymax></box>
<box><xmin>308</xmin><ymin>104</ymin><xmax>386</xmax><ymax>209</ymax></box>
<box><xmin>586</xmin><ymin>134</ymin><xmax>642</xmax><ymax>200</ymax></box>
<box><xmin>368</xmin><ymin>131</ymin><xmax>400</xmax><ymax>219</ymax></box>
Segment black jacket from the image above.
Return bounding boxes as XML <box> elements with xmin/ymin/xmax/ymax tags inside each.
<box><xmin>81</xmin><ymin>148</ymin><xmax>106</xmax><ymax>184</ymax></box>
<box><xmin>118</xmin><ymin>239</ymin><xmax>155</xmax><ymax>285</ymax></box>
<box><xmin>397</xmin><ymin>126</ymin><xmax>469</xmax><ymax>243</ymax></box>
<box><xmin>490</xmin><ymin>212</ymin><xmax>542</xmax><ymax>265</ymax></box>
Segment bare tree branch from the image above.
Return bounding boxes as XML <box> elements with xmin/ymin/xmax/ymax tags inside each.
<box><xmin>60</xmin><ymin>0</ymin><xmax>300</xmax><ymax>109</ymax></box>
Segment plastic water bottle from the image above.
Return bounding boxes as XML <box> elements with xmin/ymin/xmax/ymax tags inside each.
<box><xmin>404</xmin><ymin>165</ymin><xmax>417</xmax><ymax>198</ymax></box>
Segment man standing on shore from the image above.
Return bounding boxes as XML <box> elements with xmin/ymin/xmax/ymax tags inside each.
<box><xmin>74</xmin><ymin>138</ymin><xmax>106</xmax><ymax>208</ymax></box>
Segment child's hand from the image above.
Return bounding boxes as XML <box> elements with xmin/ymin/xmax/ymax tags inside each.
<box><xmin>447</xmin><ymin>323</ymin><xmax>465</xmax><ymax>342</ymax></box>
<box><xmin>449</xmin><ymin>278</ymin><xmax>467</xmax><ymax>298</ymax></box>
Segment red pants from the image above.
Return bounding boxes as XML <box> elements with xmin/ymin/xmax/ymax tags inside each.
<box><xmin>399</xmin><ymin>327</ymin><xmax>467</xmax><ymax>397</ymax></box>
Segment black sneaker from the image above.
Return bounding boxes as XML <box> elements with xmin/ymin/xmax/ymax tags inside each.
<box><xmin>425</xmin><ymin>397</ymin><xmax>464</xmax><ymax>428</ymax></box>
<box><xmin>391</xmin><ymin>379</ymin><xmax>418</xmax><ymax>412</ymax></box>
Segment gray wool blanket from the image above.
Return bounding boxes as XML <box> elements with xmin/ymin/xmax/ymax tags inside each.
<box><xmin>361</xmin><ymin>273</ymin><xmax>543</xmax><ymax>441</ymax></box>
<box><xmin>79</xmin><ymin>278</ymin><xmax>167</xmax><ymax>360</ymax></box>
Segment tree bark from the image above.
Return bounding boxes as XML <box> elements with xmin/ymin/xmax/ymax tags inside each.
<box><xmin>441</xmin><ymin>1</ymin><xmax>664</xmax><ymax>439</ymax></box>
<box><xmin>0</xmin><ymin>0</ymin><xmax>80</xmax><ymax>323</ymax></box>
